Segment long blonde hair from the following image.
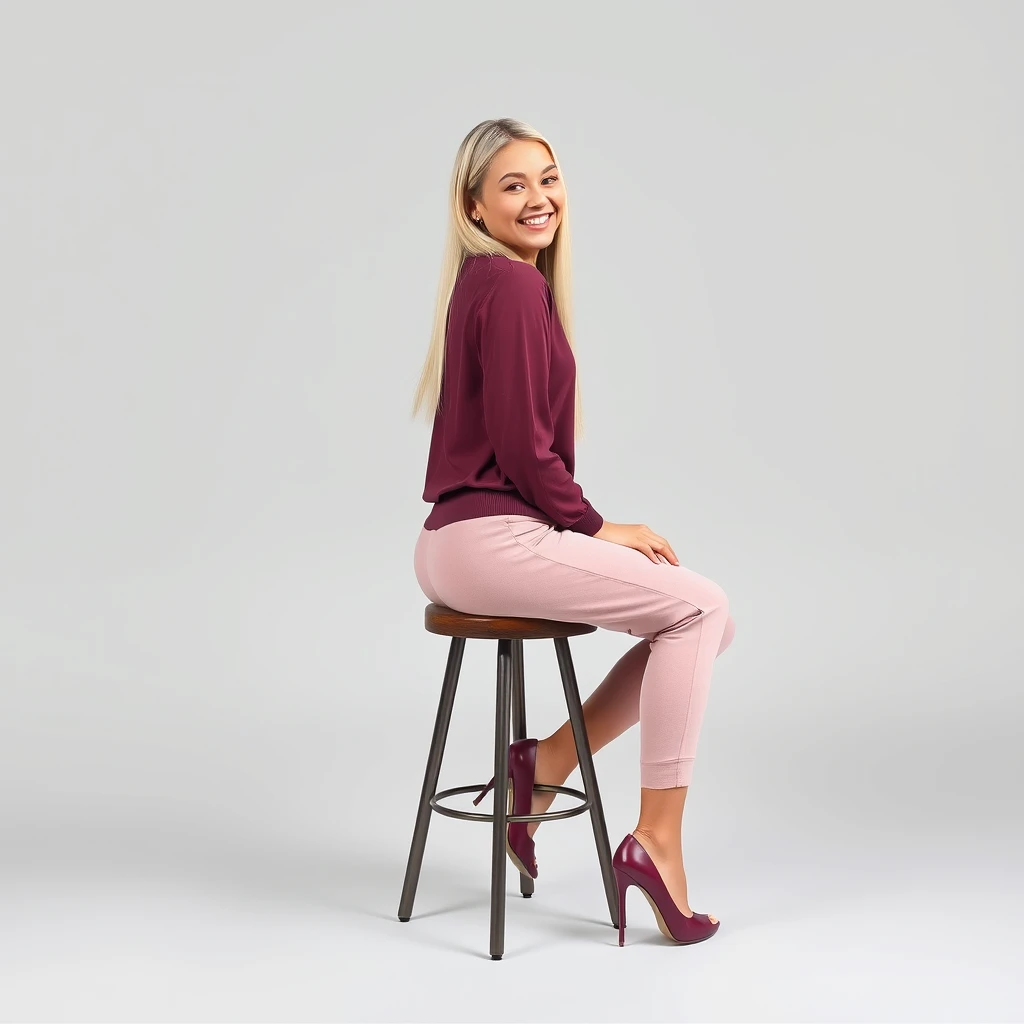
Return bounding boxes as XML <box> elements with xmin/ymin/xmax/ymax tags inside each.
<box><xmin>410</xmin><ymin>117</ymin><xmax>585</xmax><ymax>438</ymax></box>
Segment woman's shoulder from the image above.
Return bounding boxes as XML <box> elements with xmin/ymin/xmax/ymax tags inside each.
<box><xmin>466</xmin><ymin>253</ymin><xmax>548</xmax><ymax>304</ymax></box>
<box><xmin>462</xmin><ymin>251</ymin><xmax>544</xmax><ymax>279</ymax></box>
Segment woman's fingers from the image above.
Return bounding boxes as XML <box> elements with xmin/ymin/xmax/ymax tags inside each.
<box><xmin>639</xmin><ymin>543</ymin><xmax>659</xmax><ymax>564</ymax></box>
<box><xmin>649</xmin><ymin>533</ymin><xmax>680</xmax><ymax>566</ymax></box>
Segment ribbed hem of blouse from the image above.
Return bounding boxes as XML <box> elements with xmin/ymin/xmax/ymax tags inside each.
<box><xmin>423</xmin><ymin>488</ymin><xmax>603</xmax><ymax>536</ymax></box>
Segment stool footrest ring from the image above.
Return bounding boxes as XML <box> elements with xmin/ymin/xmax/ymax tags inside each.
<box><xmin>429</xmin><ymin>782</ymin><xmax>590</xmax><ymax>823</ymax></box>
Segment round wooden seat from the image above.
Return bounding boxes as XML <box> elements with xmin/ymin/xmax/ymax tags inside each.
<box><xmin>424</xmin><ymin>602</ymin><xmax>596</xmax><ymax>640</ymax></box>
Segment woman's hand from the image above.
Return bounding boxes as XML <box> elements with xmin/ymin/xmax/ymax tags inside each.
<box><xmin>593</xmin><ymin>521</ymin><xmax>680</xmax><ymax>565</ymax></box>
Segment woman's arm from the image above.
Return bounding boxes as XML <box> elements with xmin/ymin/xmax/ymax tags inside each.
<box><xmin>479</xmin><ymin>269</ymin><xmax>604</xmax><ymax>535</ymax></box>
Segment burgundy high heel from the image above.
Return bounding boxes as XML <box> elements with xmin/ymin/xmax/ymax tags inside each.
<box><xmin>612</xmin><ymin>833</ymin><xmax>720</xmax><ymax>946</ymax></box>
<box><xmin>472</xmin><ymin>738</ymin><xmax>539</xmax><ymax>879</ymax></box>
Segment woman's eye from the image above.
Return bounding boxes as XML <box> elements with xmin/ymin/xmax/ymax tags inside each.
<box><xmin>507</xmin><ymin>176</ymin><xmax>558</xmax><ymax>191</ymax></box>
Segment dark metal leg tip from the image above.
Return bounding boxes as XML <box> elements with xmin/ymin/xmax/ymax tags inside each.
<box><xmin>490</xmin><ymin>954</ymin><xmax>502</xmax><ymax>960</ymax></box>
<box><xmin>522</xmin><ymin>892</ymin><xmax>532</xmax><ymax>898</ymax></box>
<box><xmin>398</xmin><ymin>916</ymin><xmax>410</xmax><ymax>922</ymax></box>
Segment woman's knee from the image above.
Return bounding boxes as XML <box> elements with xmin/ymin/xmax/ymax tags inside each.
<box><xmin>656</xmin><ymin>581</ymin><xmax>729</xmax><ymax>637</ymax></box>
<box><xmin>718</xmin><ymin>613</ymin><xmax>736</xmax><ymax>655</ymax></box>
<box><xmin>706</xmin><ymin>580</ymin><xmax>729</xmax><ymax>615</ymax></box>
<box><xmin>679</xmin><ymin>579</ymin><xmax>729</xmax><ymax>620</ymax></box>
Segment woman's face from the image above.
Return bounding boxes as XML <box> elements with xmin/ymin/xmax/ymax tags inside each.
<box><xmin>469</xmin><ymin>139</ymin><xmax>565</xmax><ymax>265</ymax></box>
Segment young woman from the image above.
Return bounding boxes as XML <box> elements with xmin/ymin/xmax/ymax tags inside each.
<box><xmin>410</xmin><ymin>118</ymin><xmax>735</xmax><ymax>946</ymax></box>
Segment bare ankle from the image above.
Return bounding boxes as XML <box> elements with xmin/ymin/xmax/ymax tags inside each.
<box><xmin>632</xmin><ymin>824</ymin><xmax>680</xmax><ymax>856</ymax></box>
<box><xmin>537</xmin><ymin>731</ymin><xmax>577</xmax><ymax>783</ymax></box>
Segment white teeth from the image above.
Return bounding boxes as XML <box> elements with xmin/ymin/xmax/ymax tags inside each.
<box><xmin>520</xmin><ymin>213</ymin><xmax>551</xmax><ymax>225</ymax></box>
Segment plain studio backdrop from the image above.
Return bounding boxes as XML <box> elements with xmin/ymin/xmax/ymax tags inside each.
<box><xmin>1</xmin><ymin>2</ymin><xmax>1021</xmax><ymax>1022</ymax></box>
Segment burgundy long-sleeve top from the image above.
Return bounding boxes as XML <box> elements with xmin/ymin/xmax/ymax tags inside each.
<box><xmin>421</xmin><ymin>253</ymin><xmax>604</xmax><ymax>536</ymax></box>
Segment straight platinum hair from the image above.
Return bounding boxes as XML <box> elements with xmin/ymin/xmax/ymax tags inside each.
<box><xmin>410</xmin><ymin>117</ymin><xmax>585</xmax><ymax>438</ymax></box>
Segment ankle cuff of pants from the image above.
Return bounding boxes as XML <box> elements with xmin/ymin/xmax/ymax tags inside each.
<box><xmin>640</xmin><ymin>757</ymin><xmax>694</xmax><ymax>789</ymax></box>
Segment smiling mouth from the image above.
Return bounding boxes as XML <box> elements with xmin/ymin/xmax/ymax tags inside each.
<box><xmin>518</xmin><ymin>212</ymin><xmax>554</xmax><ymax>226</ymax></box>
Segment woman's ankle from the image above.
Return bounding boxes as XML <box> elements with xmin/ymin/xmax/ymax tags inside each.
<box><xmin>536</xmin><ymin>730</ymin><xmax>577</xmax><ymax>784</ymax></box>
<box><xmin>632</xmin><ymin>823</ymin><xmax>681</xmax><ymax>856</ymax></box>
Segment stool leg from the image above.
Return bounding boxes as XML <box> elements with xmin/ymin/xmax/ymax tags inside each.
<box><xmin>510</xmin><ymin>639</ymin><xmax>527</xmax><ymax>741</ymax></box>
<box><xmin>510</xmin><ymin>639</ymin><xmax>535</xmax><ymax>899</ymax></box>
<box><xmin>553</xmin><ymin>636</ymin><xmax>620</xmax><ymax>929</ymax></box>
<box><xmin>489</xmin><ymin>638</ymin><xmax>513</xmax><ymax>959</ymax></box>
<box><xmin>398</xmin><ymin>636</ymin><xmax>466</xmax><ymax>922</ymax></box>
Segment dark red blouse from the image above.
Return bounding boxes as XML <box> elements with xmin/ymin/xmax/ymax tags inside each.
<box><xmin>421</xmin><ymin>253</ymin><xmax>603</xmax><ymax>535</ymax></box>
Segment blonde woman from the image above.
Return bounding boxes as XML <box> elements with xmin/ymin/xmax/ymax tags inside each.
<box><xmin>411</xmin><ymin>118</ymin><xmax>735</xmax><ymax>946</ymax></box>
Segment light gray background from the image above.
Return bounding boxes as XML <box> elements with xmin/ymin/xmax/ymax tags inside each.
<box><xmin>1</xmin><ymin>1</ymin><xmax>1021</xmax><ymax>1021</ymax></box>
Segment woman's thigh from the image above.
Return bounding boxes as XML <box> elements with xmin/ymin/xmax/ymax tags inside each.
<box><xmin>423</xmin><ymin>514</ymin><xmax>728</xmax><ymax>640</ymax></box>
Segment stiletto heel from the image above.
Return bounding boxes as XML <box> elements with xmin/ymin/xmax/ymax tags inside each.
<box><xmin>471</xmin><ymin>738</ymin><xmax>540</xmax><ymax>878</ymax></box>
<box><xmin>614</xmin><ymin>867</ymin><xmax>629</xmax><ymax>946</ymax></box>
<box><xmin>612</xmin><ymin>833</ymin><xmax>720</xmax><ymax>946</ymax></box>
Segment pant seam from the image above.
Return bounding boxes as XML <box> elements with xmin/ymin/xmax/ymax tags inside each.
<box><xmin>671</xmin><ymin>611</ymin><xmax>703</xmax><ymax>775</ymax></box>
<box><xmin>502</xmin><ymin>521</ymin><xmax>704</xmax><ymax>616</ymax></box>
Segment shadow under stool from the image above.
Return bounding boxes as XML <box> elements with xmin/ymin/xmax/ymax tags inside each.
<box><xmin>397</xmin><ymin>602</ymin><xmax>620</xmax><ymax>960</ymax></box>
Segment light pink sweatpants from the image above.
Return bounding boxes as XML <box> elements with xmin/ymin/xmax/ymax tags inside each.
<box><xmin>413</xmin><ymin>514</ymin><xmax>735</xmax><ymax>789</ymax></box>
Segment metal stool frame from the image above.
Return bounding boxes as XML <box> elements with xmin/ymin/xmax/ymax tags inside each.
<box><xmin>397</xmin><ymin>633</ymin><xmax>619</xmax><ymax>959</ymax></box>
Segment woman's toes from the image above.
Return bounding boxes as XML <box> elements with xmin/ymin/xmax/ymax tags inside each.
<box><xmin>709</xmin><ymin>915</ymin><xmax>718</xmax><ymax>924</ymax></box>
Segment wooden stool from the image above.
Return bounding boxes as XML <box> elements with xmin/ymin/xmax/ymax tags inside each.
<box><xmin>397</xmin><ymin>603</ymin><xmax>620</xmax><ymax>959</ymax></box>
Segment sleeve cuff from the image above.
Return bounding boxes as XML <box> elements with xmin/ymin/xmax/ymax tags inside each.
<box><xmin>569</xmin><ymin>504</ymin><xmax>604</xmax><ymax>536</ymax></box>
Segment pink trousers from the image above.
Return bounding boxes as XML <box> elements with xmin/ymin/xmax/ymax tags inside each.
<box><xmin>413</xmin><ymin>514</ymin><xmax>735</xmax><ymax>789</ymax></box>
